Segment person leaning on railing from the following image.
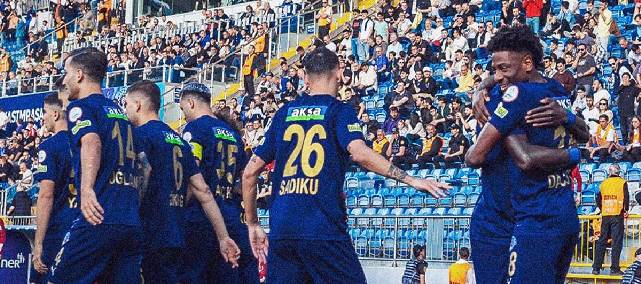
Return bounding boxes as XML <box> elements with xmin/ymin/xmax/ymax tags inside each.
<box><xmin>592</xmin><ymin>163</ymin><xmax>629</xmax><ymax>275</ymax></box>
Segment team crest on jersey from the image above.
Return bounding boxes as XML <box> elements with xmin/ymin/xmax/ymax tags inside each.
<box><xmin>69</xmin><ymin>107</ymin><xmax>82</xmax><ymax>122</ymax></box>
<box><xmin>103</xmin><ymin>106</ymin><xmax>128</xmax><ymax>120</ymax></box>
<box><xmin>213</xmin><ymin>127</ymin><xmax>237</xmax><ymax>142</ymax></box>
<box><xmin>38</xmin><ymin>150</ymin><xmax>47</xmax><ymax>162</ymax></box>
<box><xmin>71</xmin><ymin>120</ymin><xmax>92</xmax><ymax>134</ymax></box>
<box><xmin>494</xmin><ymin>102</ymin><xmax>509</xmax><ymax>118</ymax></box>
<box><xmin>182</xmin><ymin>132</ymin><xmax>192</xmax><ymax>142</ymax></box>
<box><xmin>285</xmin><ymin>106</ymin><xmax>328</xmax><ymax>122</ymax></box>
<box><xmin>347</xmin><ymin>123</ymin><xmax>362</xmax><ymax>132</ymax></box>
<box><xmin>37</xmin><ymin>164</ymin><xmax>48</xmax><ymax>173</ymax></box>
<box><xmin>164</xmin><ymin>132</ymin><xmax>184</xmax><ymax>146</ymax></box>
<box><xmin>502</xmin><ymin>86</ymin><xmax>519</xmax><ymax>102</ymax></box>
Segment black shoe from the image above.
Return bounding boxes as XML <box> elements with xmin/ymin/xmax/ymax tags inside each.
<box><xmin>610</xmin><ymin>269</ymin><xmax>623</xmax><ymax>275</ymax></box>
<box><xmin>592</xmin><ymin>269</ymin><xmax>600</xmax><ymax>275</ymax></box>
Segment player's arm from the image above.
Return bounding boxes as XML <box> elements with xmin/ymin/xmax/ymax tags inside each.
<box><xmin>503</xmin><ymin>134</ymin><xmax>580</xmax><ymax>172</ymax></box>
<box><xmin>79</xmin><ymin>133</ymin><xmax>104</xmax><ymax>225</ymax></box>
<box><xmin>348</xmin><ymin>140</ymin><xmax>449</xmax><ymax>197</ymax></box>
<box><xmin>33</xmin><ymin>179</ymin><xmax>54</xmax><ymax>273</ymax></box>
<box><xmin>465</xmin><ymin>123</ymin><xmax>502</xmax><ymax>167</ymax></box>
<box><xmin>524</xmin><ymin>98</ymin><xmax>590</xmax><ymax>143</ymax></box>
<box><xmin>242</xmin><ymin>154</ymin><xmax>269</xmax><ymax>264</ymax></box>
<box><xmin>189</xmin><ymin>173</ymin><xmax>241</xmax><ymax>268</ymax></box>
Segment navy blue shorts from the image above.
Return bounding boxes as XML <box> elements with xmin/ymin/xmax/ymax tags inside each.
<box><xmin>181</xmin><ymin>221</ymin><xmax>260</xmax><ymax>284</ymax></box>
<box><xmin>507</xmin><ymin>233</ymin><xmax>578</xmax><ymax>284</ymax></box>
<box><xmin>29</xmin><ymin>237</ymin><xmax>63</xmax><ymax>284</ymax></box>
<box><xmin>48</xmin><ymin>224</ymin><xmax>142</xmax><ymax>284</ymax></box>
<box><xmin>267</xmin><ymin>239</ymin><xmax>366</xmax><ymax>284</ymax></box>
<box><xmin>470</xmin><ymin>206</ymin><xmax>513</xmax><ymax>284</ymax></box>
<box><xmin>142</xmin><ymin>248</ymin><xmax>182</xmax><ymax>284</ymax></box>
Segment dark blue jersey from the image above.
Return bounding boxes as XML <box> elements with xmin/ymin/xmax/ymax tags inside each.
<box><xmin>471</xmin><ymin>89</ymin><xmax>515</xmax><ymax>240</ymax></box>
<box><xmin>66</xmin><ymin>94</ymin><xmax>140</xmax><ymax>227</ymax></box>
<box><xmin>182</xmin><ymin>115</ymin><xmax>247</xmax><ymax>228</ymax></box>
<box><xmin>488</xmin><ymin>80</ymin><xmax>579</xmax><ymax>236</ymax></box>
<box><xmin>254</xmin><ymin>95</ymin><xmax>364</xmax><ymax>240</ymax></box>
<box><xmin>135</xmin><ymin>120</ymin><xmax>200</xmax><ymax>250</ymax></box>
<box><xmin>33</xmin><ymin>130</ymin><xmax>78</xmax><ymax>240</ymax></box>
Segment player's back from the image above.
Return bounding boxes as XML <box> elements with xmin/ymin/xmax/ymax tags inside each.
<box><xmin>509</xmin><ymin>81</ymin><xmax>579</xmax><ymax>236</ymax></box>
<box><xmin>67</xmin><ymin>94</ymin><xmax>139</xmax><ymax>227</ymax></box>
<box><xmin>182</xmin><ymin>115</ymin><xmax>246</xmax><ymax>224</ymax></box>
<box><xmin>135</xmin><ymin>120</ymin><xmax>198</xmax><ymax>250</ymax></box>
<box><xmin>35</xmin><ymin>130</ymin><xmax>77</xmax><ymax>239</ymax></box>
<box><xmin>255</xmin><ymin>94</ymin><xmax>362</xmax><ymax>241</ymax></box>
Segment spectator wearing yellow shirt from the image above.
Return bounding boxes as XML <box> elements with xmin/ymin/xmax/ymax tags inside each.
<box><xmin>448</xmin><ymin>247</ymin><xmax>475</xmax><ymax>284</ymax></box>
<box><xmin>454</xmin><ymin>64</ymin><xmax>474</xmax><ymax>93</ymax></box>
<box><xmin>317</xmin><ymin>0</ymin><xmax>333</xmax><ymax>38</ymax></box>
<box><xmin>372</xmin><ymin>129</ymin><xmax>389</xmax><ymax>156</ymax></box>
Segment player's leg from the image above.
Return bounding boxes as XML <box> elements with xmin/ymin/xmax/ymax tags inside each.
<box><xmin>180</xmin><ymin>221</ymin><xmax>218</xmax><ymax>283</ymax></box>
<box><xmin>48</xmin><ymin>225</ymin><xmax>115</xmax><ymax>284</ymax></box>
<box><xmin>300</xmin><ymin>240</ymin><xmax>367</xmax><ymax>284</ymax></box>
<box><xmin>610</xmin><ymin>216</ymin><xmax>625</xmax><ymax>272</ymax></box>
<box><xmin>266</xmin><ymin>240</ymin><xmax>311</xmax><ymax>284</ymax></box>
<box><xmin>96</xmin><ymin>225</ymin><xmax>143</xmax><ymax>284</ymax></box>
<box><xmin>554</xmin><ymin>234</ymin><xmax>579</xmax><ymax>284</ymax></box>
<box><xmin>470</xmin><ymin>206</ymin><xmax>512</xmax><ymax>284</ymax></box>
<box><xmin>142</xmin><ymin>248</ymin><xmax>182</xmax><ymax>284</ymax></box>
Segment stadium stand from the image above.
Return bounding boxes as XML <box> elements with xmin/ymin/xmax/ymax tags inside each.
<box><xmin>4</xmin><ymin>0</ymin><xmax>641</xmax><ymax>281</ymax></box>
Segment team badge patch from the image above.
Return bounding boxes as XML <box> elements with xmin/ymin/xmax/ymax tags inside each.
<box><xmin>182</xmin><ymin>132</ymin><xmax>192</xmax><ymax>142</ymax></box>
<box><xmin>69</xmin><ymin>107</ymin><xmax>82</xmax><ymax>122</ymax></box>
<box><xmin>494</xmin><ymin>102</ymin><xmax>509</xmax><ymax>118</ymax></box>
<box><xmin>38</xmin><ymin>150</ymin><xmax>47</xmax><ymax>162</ymax></box>
<box><xmin>71</xmin><ymin>120</ymin><xmax>92</xmax><ymax>134</ymax></box>
<box><xmin>502</xmin><ymin>85</ymin><xmax>519</xmax><ymax>102</ymax></box>
<box><xmin>347</xmin><ymin>123</ymin><xmax>362</xmax><ymax>132</ymax></box>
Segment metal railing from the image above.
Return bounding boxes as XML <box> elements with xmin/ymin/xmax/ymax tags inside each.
<box><xmin>573</xmin><ymin>214</ymin><xmax>641</xmax><ymax>268</ymax></box>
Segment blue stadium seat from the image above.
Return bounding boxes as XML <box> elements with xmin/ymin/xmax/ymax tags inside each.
<box><xmin>371</xmin><ymin>194</ymin><xmax>383</xmax><ymax>207</ymax></box>
<box><xmin>448</xmin><ymin>207</ymin><xmax>463</xmax><ymax>216</ymax></box>
<box><xmin>397</xmin><ymin>238</ymin><xmax>411</xmax><ymax>258</ymax></box>
<box><xmin>369</xmin><ymin>238</ymin><xmax>383</xmax><ymax>257</ymax></box>
<box><xmin>467</xmin><ymin>193</ymin><xmax>480</xmax><ymax>205</ymax></box>
<box><xmin>580</xmin><ymin>163</ymin><xmax>597</xmax><ymax>173</ymax></box>
<box><xmin>598</xmin><ymin>163</ymin><xmax>612</xmax><ymax>171</ymax></box>
<box><xmin>363</xmin><ymin>208</ymin><xmax>377</xmax><ymax>215</ymax></box>
<box><xmin>351</xmin><ymin>208</ymin><xmax>363</xmax><ymax>215</ymax></box>
<box><xmin>410</xmin><ymin>194</ymin><xmax>424</xmax><ymax>207</ymax></box>
<box><xmin>433</xmin><ymin>207</ymin><xmax>447</xmax><ymax>216</ymax></box>
<box><xmin>418</xmin><ymin>208</ymin><xmax>433</xmax><ymax>215</ymax></box>
<box><xmin>439</xmin><ymin>196</ymin><xmax>453</xmax><ymax>207</ymax></box>
<box><xmin>592</xmin><ymin>169</ymin><xmax>608</xmax><ymax>183</ymax></box>
<box><xmin>463</xmin><ymin>208</ymin><xmax>474</xmax><ymax>215</ymax></box>
<box><xmin>345</xmin><ymin>177</ymin><xmax>359</xmax><ymax>188</ymax></box>
<box><xmin>579</xmin><ymin>170</ymin><xmax>591</xmax><ymax>182</ymax></box>
<box><xmin>385</xmin><ymin>178</ymin><xmax>398</xmax><ymax>188</ymax></box>
<box><xmin>346</xmin><ymin>195</ymin><xmax>357</xmax><ymax>207</ymax></box>
<box><xmin>383</xmin><ymin>237</ymin><xmax>396</xmax><ymax>258</ymax></box>
<box><xmin>383</xmin><ymin>194</ymin><xmax>397</xmax><ymax>207</ymax></box>
<box><xmin>619</xmin><ymin>162</ymin><xmax>632</xmax><ymax>173</ymax></box>
<box><xmin>390</xmin><ymin>207</ymin><xmax>405</xmax><ymax>216</ymax></box>
<box><xmin>397</xmin><ymin>194</ymin><xmax>410</xmax><ymax>207</ymax></box>
<box><xmin>453</xmin><ymin>193</ymin><xmax>468</xmax><ymax>207</ymax></box>
<box><xmin>355</xmin><ymin>237</ymin><xmax>368</xmax><ymax>257</ymax></box>
<box><xmin>581</xmin><ymin>192</ymin><xmax>596</xmax><ymax>204</ymax></box>
<box><xmin>357</xmin><ymin>194</ymin><xmax>370</xmax><ymax>207</ymax></box>
<box><xmin>627</xmin><ymin>168</ymin><xmax>641</xmax><ymax>182</ymax></box>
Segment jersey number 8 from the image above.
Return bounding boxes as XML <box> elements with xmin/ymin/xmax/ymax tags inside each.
<box><xmin>283</xmin><ymin>124</ymin><xmax>327</xmax><ymax>178</ymax></box>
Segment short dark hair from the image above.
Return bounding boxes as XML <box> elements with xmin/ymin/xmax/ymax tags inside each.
<box><xmin>556</xmin><ymin>58</ymin><xmax>566</xmax><ymax>65</ymax></box>
<box><xmin>487</xmin><ymin>25</ymin><xmax>544</xmax><ymax>69</ymax></box>
<box><xmin>599</xmin><ymin>114</ymin><xmax>610</xmax><ymax>121</ymax></box>
<box><xmin>66</xmin><ymin>47</ymin><xmax>108</xmax><ymax>82</ymax></box>
<box><xmin>44</xmin><ymin>93</ymin><xmax>63</xmax><ymax>108</ymax></box>
<box><xmin>127</xmin><ymin>80</ymin><xmax>161</xmax><ymax>112</ymax></box>
<box><xmin>578</xmin><ymin>86</ymin><xmax>587</xmax><ymax>92</ymax></box>
<box><xmin>459</xmin><ymin>247</ymin><xmax>470</xmax><ymax>259</ymax></box>
<box><xmin>303</xmin><ymin>47</ymin><xmax>339</xmax><ymax>77</ymax></box>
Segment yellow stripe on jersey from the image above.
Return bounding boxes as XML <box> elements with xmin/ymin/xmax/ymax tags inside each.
<box><xmin>190</xmin><ymin>142</ymin><xmax>203</xmax><ymax>160</ymax></box>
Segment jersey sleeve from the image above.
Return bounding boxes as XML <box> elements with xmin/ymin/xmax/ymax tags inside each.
<box><xmin>182</xmin><ymin>142</ymin><xmax>201</xmax><ymax>179</ymax></box>
<box><xmin>34</xmin><ymin>143</ymin><xmax>56</xmax><ymax>182</ymax></box>
<box><xmin>488</xmin><ymin>85</ymin><xmax>538</xmax><ymax>136</ymax></box>
<box><xmin>335</xmin><ymin>103</ymin><xmax>365</xmax><ymax>151</ymax></box>
<box><xmin>254</xmin><ymin>111</ymin><xmax>279</xmax><ymax>163</ymax></box>
<box><xmin>68</xmin><ymin>103</ymin><xmax>99</xmax><ymax>146</ymax></box>
<box><xmin>182</xmin><ymin>124</ymin><xmax>204</xmax><ymax>161</ymax></box>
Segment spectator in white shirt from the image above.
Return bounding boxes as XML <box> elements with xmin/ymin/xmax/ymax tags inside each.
<box><xmin>395</xmin><ymin>13</ymin><xmax>413</xmax><ymax>38</ymax></box>
<box><xmin>324</xmin><ymin>35</ymin><xmax>337</xmax><ymax>53</ymax></box>
<box><xmin>357</xmin><ymin>63</ymin><xmax>377</xmax><ymax>96</ymax></box>
<box><xmin>590</xmin><ymin>79</ymin><xmax>610</xmax><ymax>105</ymax></box>
<box><xmin>582</xmin><ymin>95</ymin><xmax>601</xmax><ymax>134</ymax></box>
<box><xmin>451</xmin><ymin>28</ymin><xmax>469</xmax><ymax>53</ymax></box>
<box><xmin>387</xmin><ymin>32</ymin><xmax>405</xmax><ymax>56</ymax></box>
<box><xmin>357</xmin><ymin>10</ymin><xmax>374</xmax><ymax>63</ymax></box>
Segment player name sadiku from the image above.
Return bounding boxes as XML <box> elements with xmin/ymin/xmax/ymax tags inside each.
<box><xmin>108</xmin><ymin>170</ymin><xmax>138</xmax><ymax>186</ymax></box>
<box><xmin>547</xmin><ymin>171</ymin><xmax>572</xmax><ymax>189</ymax></box>
<box><xmin>280</xmin><ymin>177</ymin><xmax>320</xmax><ymax>195</ymax></box>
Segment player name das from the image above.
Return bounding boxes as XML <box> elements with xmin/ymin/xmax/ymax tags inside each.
<box><xmin>280</xmin><ymin>177</ymin><xmax>320</xmax><ymax>195</ymax></box>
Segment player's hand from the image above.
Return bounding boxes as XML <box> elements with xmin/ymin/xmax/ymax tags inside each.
<box><xmin>524</xmin><ymin>98</ymin><xmax>567</xmax><ymax>127</ymax></box>
<box><xmin>80</xmin><ymin>188</ymin><xmax>104</xmax><ymax>225</ymax></box>
<box><xmin>219</xmin><ymin>236</ymin><xmax>241</xmax><ymax>268</ymax></box>
<box><xmin>472</xmin><ymin>86</ymin><xmax>490</xmax><ymax>124</ymax></box>
<box><xmin>248</xmin><ymin>223</ymin><xmax>269</xmax><ymax>264</ymax></box>
<box><xmin>410</xmin><ymin>177</ymin><xmax>451</xmax><ymax>198</ymax></box>
<box><xmin>32</xmin><ymin>245</ymin><xmax>48</xmax><ymax>274</ymax></box>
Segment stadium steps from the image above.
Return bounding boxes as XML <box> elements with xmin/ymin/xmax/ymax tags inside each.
<box><xmin>565</xmin><ymin>273</ymin><xmax>622</xmax><ymax>283</ymax></box>
<box><xmin>215</xmin><ymin>0</ymin><xmax>381</xmax><ymax>101</ymax></box>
